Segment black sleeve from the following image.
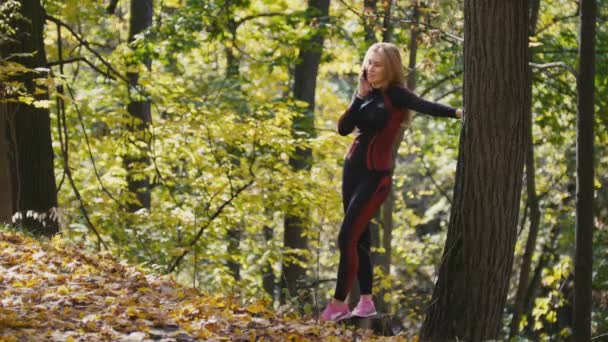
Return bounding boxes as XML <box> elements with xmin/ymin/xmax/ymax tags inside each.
<box><xmin>387</xmin><ymin>86</ymin><xmax>457</xmax><ymax>118</ymax></box>
<box><xmin>337</xmin><ymin>93</ymin><xmax>365</xmax><ymax>136</ymax></box>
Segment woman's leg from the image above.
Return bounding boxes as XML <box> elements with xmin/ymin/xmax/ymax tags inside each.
<box><xmin>357</xmin><ymin>225</ymin><xmax>373</xmax><ymax>295</ymax></box>
<box><xmin>334</xmin><ymin>171</ymin><xmax>391</xmax><ymax>301</ymax></box>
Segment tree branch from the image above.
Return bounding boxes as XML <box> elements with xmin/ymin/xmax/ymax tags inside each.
<box><xmin>534</xmin><ymin>11</ymin><xmax>579</xmax><ymax>36</ymax></box>
<box><xmin>234</xmin><ymin>12</ymin><xmax>286</xmax><ymax>27</ymax></box>
<box><xmin>529</xmin><ymin>61</ymin><xmax>577</xmax><ymax>78</ymax></box>
<box><xmin>393</xmin><ymin>18</ymin><xmax>463</xmax><ymax>44</ymax></box>
<box><xmin>64</xmin><ymin>83</ymin><xmax>128</xmax><ymax>211</ymax></box>
<box><xmin>336</xmin><ymin>0</ymin><xmax>463</xmax><ymax>44</ymax></box>
<box><xmin>165</xmin><ymin>178</ymin><xmax>255</xmax><ymax>274</ymax></box>
<box><xmin>433</xmin><ymin>86</ymin><xmax>461</xmax><ymax>102</ymax></box>
<box><xmin>420</xmin><ymin>157</ymin><xmax>452</xmax><ymax>205</ymax></box>
<box><xmin>48</xmin><ymin>56</ymin><xmax>116</xmax><ymax>80</ymax></box>
<box><xmin>165</xmin><ymin>131</ymin><xmax>260</xmax><ymax>274</ymax></box>
<box><xmin>45</xmin><ymin>15</ymin><xmax>130</xmax><ymax>84</ymax></box>
<box><xmin>419</xmin><ymin>70</ymin><xmax>463</xmax><ymax>98</ymax></box>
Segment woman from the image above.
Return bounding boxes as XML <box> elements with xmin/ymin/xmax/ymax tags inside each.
<box><xmin>321</xmin><ymin>42</ymin><xmax>463</xmax><ymax>322</ymax></box>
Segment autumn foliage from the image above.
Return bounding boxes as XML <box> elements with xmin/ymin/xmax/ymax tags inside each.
<box><xmin>0</xmin><ymin>230</ymin><xmax>410</xmax><ymax>341</ymax></box>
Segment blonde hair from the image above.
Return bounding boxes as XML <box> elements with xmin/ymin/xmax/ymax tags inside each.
<box><xmin>362</xmin><ymin>42</ymin><xmax>413</xmax><ymax>126</ymax></box>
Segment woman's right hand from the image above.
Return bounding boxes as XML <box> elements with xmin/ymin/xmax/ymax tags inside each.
<box><xmin>357</xmin><ymin>67</ymin><xmax>372</xmax><ymax>98</ymax></box>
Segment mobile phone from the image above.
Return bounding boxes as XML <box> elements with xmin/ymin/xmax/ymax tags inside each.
<box><xmin>363</xmin><ymin>69</ymin><xmax>368</xmax><ymax>80</ymax></box>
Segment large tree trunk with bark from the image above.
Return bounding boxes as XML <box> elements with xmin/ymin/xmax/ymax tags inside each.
<box><xmin>573</xmin><ymin>0</ymin><xmax>596</xmax><ymax>340</ymax></box>
<box><xmin>125</xmin><ymin>0</ymin><xmax>153</xmax><ymax>212</ymax></box>
<box><xmin>509</xmin><ymin>2</ymin><xmax>543</xmax><ymax>336</ymax></box>
<box><xmin>421</xmin><ymin>1</ymin><xmax>530</xmax><ymax>340</ymax></box>
<box><xmin>281</xmin><ymin>0</ymin><xmax>330</xmax><ymax>305</ymax></box>
<box><xmin>0</xmin><ymin>0</ymin><xmax>59</xmax><ymax>235</ymax></box>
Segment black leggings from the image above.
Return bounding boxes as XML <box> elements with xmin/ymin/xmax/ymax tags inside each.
<box><xmin>334</xmin><ymin>159</ymin><xmax>391</xmax><ymax>301</ymax></box>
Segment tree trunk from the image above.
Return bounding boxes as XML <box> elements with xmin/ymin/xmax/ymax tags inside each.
<box><xmin>359</xmin><ymin>0</ymin><xmax>379</xmax><ymax>310</ymax></box>
<box><xmin>281</xmin><ymin>0</ymin><xmax>330</xmax><ymax>306</ymax></box>
<box><xmin>262</xmin><ymin>225</ymin><xmax>276</xmax><ymax>299</ymax></box>
<box><xmin>0</xmin><ymin>106</ymin><xmax>12</xmax><ymax>224</ymax></box>
<box><xmin>382</xmin><ymin>0</ymin><xmax>394</xmax><ymax>43</ymax></box>
<box><xmin>370</xmin><ymin>0</ymin><xmax>419</xmax><ymax>314</ymax></box>
<box><xmin>509</xmin><ymin>102</ymin><xmax>541</xmax><ymax>338</ymax></box>
<box><xmin>224</xmin><ymin>19</ymin><xmax>244</xmax><ymax>282</ymax></box>
<box><xmin>573</xmin><ymin>0</ymin><xmax>596</xmax><ymax>340</ymax></box>
<box><xmin>363</xmin><ymin>0</ymin><xmax>378</xmax><ymax>44</ymax></box>
<box><xmin>529</xmin><ymin>0</ymin><xmax>541</xmax><ymax>36</ymax></box>
<box><xmin>510</xmin><ymin>4</ymin><xmax>543</xmax><ymax>336</ymax></box>
<box><xmin>522</xmin><ymin>223</ymin><xmax>562</xmax><ymax>338</ymax></box>
<box><xmin>125</xmin><ymin>0</ymin><xmax>153</xmax><ymax>212</ymax></box>
<box><xmin>523</xmin><ymin>224</ymin><xmax>562</xmax><ymax>339</ymax></box>
<box><xmin>0</xmin><ymin>0</ymin><xmax>59</xmax><ymax>235</ymax></box>
<box><xmin>421</xmin><ymin>1</ymin><xmax>530</xmax><ymax>340</ymax></box>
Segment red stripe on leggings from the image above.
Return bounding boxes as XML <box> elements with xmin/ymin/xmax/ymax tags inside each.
<box><xmin>342</xmin><ymin>175</ymin><xmax>391</xmax><ymax>298</ymax></box>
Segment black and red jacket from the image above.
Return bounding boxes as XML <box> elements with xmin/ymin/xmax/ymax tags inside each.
<box><xmin>338</xmin><ymin>85</ymin><xmax>457</xmax><ymax>171</ymax></box>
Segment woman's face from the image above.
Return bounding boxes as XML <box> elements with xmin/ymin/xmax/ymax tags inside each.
<box><xmin>365</xmin><ymin>51</ymin><xmax>387</xmax><ymax>88</ymax></box>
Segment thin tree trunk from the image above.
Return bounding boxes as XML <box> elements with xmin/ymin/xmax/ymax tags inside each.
<box><xmin>125</xmin><ymin>0</ymin><xmax>153</xmax><ymax>212</ymax></box>
<box><xmin>573</xmin><ymin>0</ymin><xmax>596</xmax><ymax>340</ymax></box>
<box><xmin>281</xmin><ymin>0</ymin><xmax>330</xmax><ymax>306</ymax></box>
<box><xmin>382</xmin><ymin>0</ymin><xmax>394</xmax><ymax>43</ymax></box>
<box><xmin>363</xmin><ymin>0</ymin><xmax>378</xmax><ymax>44</ymax></box>
<box><xmin>522</xmin><ymin>223</ymin><xmax>562</xmax><ymax>338</ymax></box>
<box><xmin>262</xmin><ymin>225</ymin><xmax>276</xmax><ymax>298</ymax></box>
<box><xmin>371</xmin><ymin>0</ymin><xmax>419</xmax><ymax>315</ymax></box>
<box><xmin>421</xmin><ymin>1</ymin><xmax>530</xmax><ymax>340</ymax></box>
<box><xmin>359</xmin><ymin>0</ymin><xmax>378</xmax><ymax>309</ymax></box>
<box><xmin>509</xmin><ymin>106</ymin><xmax>541</xmax><ymax>338</ymax></box>
<box><xmin>224</xmin><ymin>19</ymin><xmax>243</xmax><ymax>282</ymax></box>
<box><xmin>1</xmin><ymin>0</ymin><xmax>59</xmax><ymax>235</ymax></box>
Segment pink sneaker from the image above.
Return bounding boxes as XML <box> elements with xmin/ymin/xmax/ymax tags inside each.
<box><xmin>320</xmin><ymin>300</ymin><xmax>351</xmax><ymax>322</ymax></box>
<box><xmin>351</xmin><ymin>297</ymin><xmax>377</xmax><ymax>317</ymax></box>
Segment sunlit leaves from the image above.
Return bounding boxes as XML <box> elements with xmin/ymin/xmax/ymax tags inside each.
<box><xmin>0</xmin><ymin>230</ymin><xmax>408</xmax><ymax>341</ymax></box>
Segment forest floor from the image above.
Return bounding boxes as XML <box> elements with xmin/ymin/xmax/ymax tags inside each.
<box><xmin>0</xmin><ymin>230</ymin><xmax>411</xmax><ymax>341</ymax></box>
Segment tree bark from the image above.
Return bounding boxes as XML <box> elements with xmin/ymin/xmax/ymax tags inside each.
<box><xmin>509</xmin><ymin>103</ymin><xmax>541</xmax><ymax>338</ymax></box>
<box><xmin>262</xmin><ymin>225</ymin><xmax>276</xmax><ymax>299</ymax></box>
<box><xmin>363</xmin><ymin>0</ymin><xmax>378</xmax><ymax>44</ymax></box>
<box><xmin>529</xmin><ymin>0</ymin><xmax>541</xmax><ymax>36</ymax></box>
<box><xmin>382</xmin><ymin>0</ymin><xmax>394</xmax><ymax>43</ymax></box>
<box><xmin>510</xmin><ymin>3</ymin><xmax>543</xmax><ymax>336</ymax></box>
<box><xmin>421</xmin><ymin>1</ymin><xmax>530</xmax><ymax>340</ymax></box>
<box><xmin>370</xmin><ymin>0</ymin><xmax>418</xmax><ymax>315</ymax></box>
<box><xmin>125</xmin><ymin>0</ymin><xmax>153</xmax><ymax>212</ymax></box>
<box><xmin>0</xmin><ymin>105</ymin><xmax>12</xmax><ymax>224</ymax></box>
<box><xmin>281</xmin><ymin>0</ymin><xmax>330</xmax><ymax>305</ymax></box>
<box><xmin>521</xmin><ymin>223</ymin><xmax>562</xmax><ymax>339</ymax></box>
<box><xmin>359</xmin><ymin>0</ymin><xmax>379</xmax><ymax>310</ymax></box>
<box><xmin>224</xmin><ymin>17</ymin><xmax>244</xmax><ymax>282</ymax></box>
<box><xmin>573</xmin><ymin>0</ymin><xmax>596</xmax><ymax>340</ymax></box>
<box><xmin>0</xmin><ymin>0</ymin><xmax>59</xmax><ymax>235</ymax></box>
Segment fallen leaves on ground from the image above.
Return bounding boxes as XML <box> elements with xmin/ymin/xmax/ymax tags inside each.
<box><xmin>0</xmin><ymin>232</ymin><xmax>411</xmax><ymax>341</ymax></box>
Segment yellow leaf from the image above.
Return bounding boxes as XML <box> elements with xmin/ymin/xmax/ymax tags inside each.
<box><xmin>126</xmin><ymin>306</ymin><xmax>138</xmax><ymax>318</ymax></box>
<box><xmin>170</xmin><ymin>247</ymin><xmax>190</xmax><ymax>256</ymax></box>
<box><xmin>86</xmin><ymin>321</ymin><xmax>98</xmax><ymax>331</ymax></box>
<box><xmin>245</xmin><ymin>302</ymin><xmax>268</xmax><ymax>315</ymax></box>
<box><xmin>25</xmin><ymin>279</ymin><xmax>38</xmax><ymax>287</ymax></box>
<box><xmin>57</xmin><ymin>285</ymin><xmax>70</xmax><ymax>295</ymax></box>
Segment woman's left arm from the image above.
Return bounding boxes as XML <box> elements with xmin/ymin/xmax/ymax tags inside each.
<box><xmin>387</xmin><ymin>86</ymin><xmax>459</xmax><ymax>119</ymax></box>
